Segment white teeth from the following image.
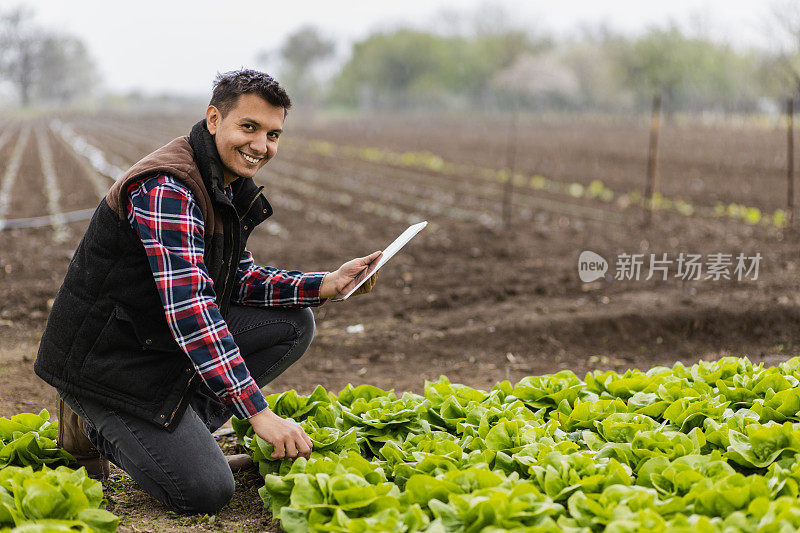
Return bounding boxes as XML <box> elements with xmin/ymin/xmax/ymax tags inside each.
<box><xmin>240</xmin><ymin>151</ymin><xmax>262</xmax><ymax>164</ymax></box>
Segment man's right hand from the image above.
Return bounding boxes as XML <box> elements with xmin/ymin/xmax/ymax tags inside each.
<box><xmin>248</xmin><ymin>408</ymin><xmax>312</xmax><ymax>460</ymax></box>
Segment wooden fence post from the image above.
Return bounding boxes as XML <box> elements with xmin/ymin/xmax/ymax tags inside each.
<box><xmin>643</xmin><ymin>94</ymin><xmax>662</xmax><ymax>226</ymax></box>
<box><xmin>788</xmin><ymin>97</ymin><xmax>795</xmax><ymax>229</ymax></box>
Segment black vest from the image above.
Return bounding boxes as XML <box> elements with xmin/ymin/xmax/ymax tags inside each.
<box><xmin>35</xmin><ymin>120</ymin><xmax>272</xmax><ymax>430</ymax></box>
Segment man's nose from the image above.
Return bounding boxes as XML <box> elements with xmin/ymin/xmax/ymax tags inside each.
<box><xmin>250</xmin><ymin>134</ymin><xmax>268</xmax><ymax>155</ymax></box>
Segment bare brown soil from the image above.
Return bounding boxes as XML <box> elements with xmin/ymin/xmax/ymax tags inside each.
<box><xmin>1</xmin><ymin>110</ymin><xmax>799</xmax><ymax>531</ymax></box>
<box><xmin>287</xmin><ymin>112</ymin><xmax>793</xmax><ymax>212</ymax></box>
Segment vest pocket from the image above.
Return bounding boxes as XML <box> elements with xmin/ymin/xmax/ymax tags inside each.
<box><xmin>79</xmin><ymin>304</ymin><xmax>185</xmax><ymax>403</ymax></box>
<box><xmin>111</xmin><ymin>304</ymin><xmax>178</xmax><ymax>352</ymax></box>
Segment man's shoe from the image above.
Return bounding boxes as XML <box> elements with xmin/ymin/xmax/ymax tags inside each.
<box><xmin>57</xmin><ymin>396</ymin><xmax>110</xmax><ymax>478</ymax></box>
<box><xmin>226</xmin><ymin>454</ymin><xmax>254</xmax><ymax>473</ymax></box>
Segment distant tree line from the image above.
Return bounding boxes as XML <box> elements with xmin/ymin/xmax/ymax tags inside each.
<box><xmin>267</xmin><ymin>14</ymin><xmax>800</xmax><ymax>114</ymax></box>
<box><xmin>0</xmin><ymin>7</ymin><xmax>97</xmax><ymax>106</ymax></box>
<box><xmin>2</xmin><ymin>4</ymin><xmax>797</xmax><ymax>114</ymax></box>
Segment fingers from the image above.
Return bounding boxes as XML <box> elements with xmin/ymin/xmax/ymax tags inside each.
<box><xmin>368</xmin><ymin>271</ymin><xmax>379</xmax><ymax>288</ymax></box>
<box><xmin>284</xmin><ymin>440</ymin><xmax>298</xmax><ymax>459</ymax></box>
<box><xmin>269</xmin><ymin>429</ymin><xmax>313</xmax><ymax>460</ymax></box>
<box><xmin>275</xmin><ymin>440</ymin><xmax>311</xmax><ymax>460</ymax></box>
<box><xmin>252</xmin><ymin>410</ymin><xmax>314</xmax><ymax>461</ymax></box>
<box><xmin>297</xmin><ymin>436</ymin><xmax>313</xmax><ymax>460</ymax></box>
<box><xmin>355</xmin><ymin>251</ymin><xmax>381</xmax><ymax>270</ymax></box>
<box><xmin>270</xmin><ymin>441</ymin><xmax>285</xmax><ymax>460</ymax></box>
<box><xmin>340</xmin><ymin>251</ymin><xmax>381</xmax><ymax>280</ymax></box>
<box><xmin>354</xmin><ymin>270</ymin><xmax>379</xmax><ymax>296</ymax></box>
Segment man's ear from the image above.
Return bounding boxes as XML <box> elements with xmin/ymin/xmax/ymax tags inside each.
<box><xmin>206</xmin><ymin>105</ymin><xmax>221</xmax><ymax>135</ymax></box>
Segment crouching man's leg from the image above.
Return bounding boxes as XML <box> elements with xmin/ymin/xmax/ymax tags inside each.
<box><xmin>190</xmin><ymin>305</ymin><xmax>316</xmax><ymax>432</ymax></box>
<box><xmin>55</xmin><ymin>306</ymin><xmax>315</xmax><ymax>513</ymax></box>
<box><xmin>229</xmin><ymin>305</ymin><xmax>316</xmax><ymax>388</ymax></box>
<box><xmin>58</xmin><ymin>390</ymin><xmax>234</xmax><ymax>515</ymax></box>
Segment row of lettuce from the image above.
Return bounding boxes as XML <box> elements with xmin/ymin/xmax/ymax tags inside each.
<box><xmin>0</xmin><ymin>410</ymin><xmax>118</xmax><ymax>532</ymax></box>
<box><xmin>233</xmin><ymin>356</ymin><xmax>800</xmax><ymax>532</ymax></box>
<box><xmin>303</xmin><ymin>139</ymin><xmax>788</xmax><ymax>228</ymax></box>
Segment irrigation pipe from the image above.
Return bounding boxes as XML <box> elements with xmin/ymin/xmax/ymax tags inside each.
<box><xmin>0</xmin><ymin>208</ymin><xmax>96</xmax><ymax>231</ymax></box>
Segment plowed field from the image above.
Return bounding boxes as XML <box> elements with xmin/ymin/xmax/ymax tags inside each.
<box><xmin>0</xmin><ymin>110</ymin><xmax>798</xmax><ymax>531</ymax></box>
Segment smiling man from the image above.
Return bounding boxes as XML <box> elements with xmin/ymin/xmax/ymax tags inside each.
<box><xmin>207</xmin><ymin>92</ymin><xmax>283</xmax><ymax>181</ymax></box>
<box><xmin>34</xmin><ymin>69</ymin><xmax>379</xmax><ymax>514</ymax></box>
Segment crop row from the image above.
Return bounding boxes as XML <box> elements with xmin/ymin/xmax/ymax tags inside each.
<box><xmin>270</xmin><ymin>161</ymin><xmax>488</xmax><ymax>229</ymax></box>
<box><xmin>48</xmin><ymin>121</ymin><xmax>612</xmax><ymax>234</ymax></box>
<box><xmin>55</xmin><ymin>120</ymin><xmax>432</xmax><ymax>234</ymax></box>
<box><xmin>268</xmin><ymin>165</ymin><xmax>440</xmax><ymax>230</ymax></box>
<box><xmin>0</xmin><ymin>118</ymin><xmax>783</xmax><ymax>230</ymax></box>
<box><xmin>265</xmin><ymin>185</ymin><xmax>368</xmax><ymax>237</ymax></box>
<box><xmin>279</xmin><ymin>148</ymin><xmax>622</xmax><ymax>226</ymax></box>
<box><xmin>233</xmin><ymin>356</ymin><xmax>800</xmax><ymax>532</ymax></box>
<box><xmin>296</xmin><ymin>139</ymin><xmax>788</xmax><ymax>228</ymax></box>
<box><xmin>0</xmin><ymin>126</ymin><xmax>30</xmax><ymax>222</ymax></box>
<box><xmin>0</xmin><ymin>121</ymin><xmax>112</xmax><ymax>232</ymax></box>
<box><xmin>50</xmin><ymin>120</ymin><xmax>123</xmax><ymax>184</ymax></box>
<box><xmin>65</xmin><ymin>118</ymin><xmax>161</xmax><ymax>168</ymax></box>
<box><xmin>64</xmin><ymin>120</ymin><xmax>612</xmax><ymax>229</ymax></box>
<box><xmin>0</xmin><ymin>410</ymin><xmax>118</xmax><ymax>532</ymax></box>
<box><xmin>35</xmin><ymin>127</ymin><xmax>70</xmax><ymax>243</ymax></box>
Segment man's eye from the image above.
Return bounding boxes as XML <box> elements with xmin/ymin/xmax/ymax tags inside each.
<box><xmin>242</xmin><ymin>124</ymin><xmax>255</xmax><ymax>132</ymax></box>
<box><xmin>268</xmin><ymin>132</ymin><xmax>280</xmax><ymax>140</ymax></box>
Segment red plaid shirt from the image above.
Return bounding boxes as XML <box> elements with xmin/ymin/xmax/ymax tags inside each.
<box><xmin>126</xmin><ymin>174</ymin><xmax>326</xmax><ymax>419</ymax></box>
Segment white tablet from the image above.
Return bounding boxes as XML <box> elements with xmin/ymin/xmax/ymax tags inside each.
<box><xmin>331</xmin><ymin>221</ymin><xmax>428</xmax><ymax>301</ymax></box>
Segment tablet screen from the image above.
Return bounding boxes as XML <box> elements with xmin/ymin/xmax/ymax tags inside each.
<box><xmin>331</xmin><ymin>221</ymin><xmax>428</xmax><ymax>301</ymax></box>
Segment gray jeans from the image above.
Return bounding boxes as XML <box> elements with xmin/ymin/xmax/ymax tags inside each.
<box><xmin>58</xmin><ymin>305</ymin><xmax>315</xmax><ymax>514</ymax></box>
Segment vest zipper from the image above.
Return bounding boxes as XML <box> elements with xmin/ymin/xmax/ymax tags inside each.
<box><xmin>164</xmin><ymin>370</ymin><xmax>196</xmax><ymax>428</ymax></box>
<box><xmin>218</xmin><ymin>210</ymin><xmax>238</xmax><ymax>317</ymax></box>
<box><xmin>218</xmin><ymin>184</ymin><xmax>265</xmax><ymax>321</ymax></box>
<box><xmin>240</xmin><ymin>186</ymin><xmax>265</xmax><ymax>221</ymax></box>
<box><xmin>220</xmin><ymin>255</ymin><xmax>234</xmax><ymax>315</ymax></box>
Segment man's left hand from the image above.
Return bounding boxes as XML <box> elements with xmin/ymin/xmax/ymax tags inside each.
<box><xmin>320</xmin><ymin>251</ymin><xmax>382</xmax><ymax>299</ymax></box>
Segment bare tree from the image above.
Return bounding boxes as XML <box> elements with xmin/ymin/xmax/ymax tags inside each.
<box><xmin>0</xmin><ymin>7</ymin><xmax>38</xmax><ymax>105</ymax></box>
<box><xmin>0</xmin><ymin>7</ymin><xmax>98</xmax><ymax>106</ymax></box>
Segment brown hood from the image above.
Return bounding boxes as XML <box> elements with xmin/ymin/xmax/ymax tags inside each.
<box><xmin>104</xmin><ymin>136</ymin><xmax>215</xmax><ymax>236</ymax></box>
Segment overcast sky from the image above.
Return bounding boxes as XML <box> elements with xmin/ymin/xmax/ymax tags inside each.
<box><xmin>10</xmin><ymin>0</ymin><xmax>780</xmax><ymax>96</ymax></box>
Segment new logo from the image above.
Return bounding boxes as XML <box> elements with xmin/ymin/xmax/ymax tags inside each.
<box><xmin>578</xmin><ymin>251</ymin><xmax>608</xmax><ymax>282</ymax></box>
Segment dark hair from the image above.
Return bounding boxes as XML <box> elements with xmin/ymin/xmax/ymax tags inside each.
<box><xmin>209</xmin><ymin>69</ymin><xmax>292</xmax><ymax>116</ymax></box>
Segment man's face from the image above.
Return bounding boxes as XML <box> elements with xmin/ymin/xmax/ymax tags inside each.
<box><xmin>205</xmin><ymin>93</ymin><xmax>284</xmax><ymax>185</ymax></box>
